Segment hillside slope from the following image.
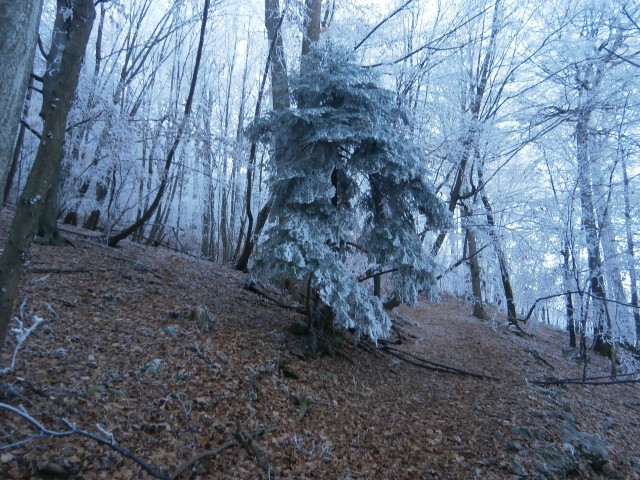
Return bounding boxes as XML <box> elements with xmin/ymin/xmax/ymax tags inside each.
<box><xmin>0</xmin><ymin>212</ymin><xmax>639</xmax><ymax>479</ymax></box>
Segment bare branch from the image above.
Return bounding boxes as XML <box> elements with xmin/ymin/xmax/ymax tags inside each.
<box><xmin>354</xmin><ymin>0</ymin><xmax>415</xmax><ymax>52</ymax></box>
<box><xmin>0</xmin><ymin>402</ymin><xmax>237</xmax><ymax>479</ymax></box>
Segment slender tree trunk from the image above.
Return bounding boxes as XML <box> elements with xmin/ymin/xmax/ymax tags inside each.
<box><xmin>430</xmin><ymin>2</ymin><xmax>500</xmax><ymax>258</ymax></box>
<box><xmin>462</xmin><ymin>205</ymin><xmax>486</xmax><ymax>320</ymax></box>
<box><xmin>562</xmin><ymin>239</ymin><xmax>577</xmax><ymax>348</ymax></box>
<box><xmin>0</xmin><ymin>0</ymin><xmax>44</xmax><ymax>206</ymax></box>
<box><xmin>3</xmin><ymin>77</ymin><xmax>34</xmax><ymax>205</ymax></box>
<box><xmin>0</xmin><ymin>0</ymin><xmax>95</xmax><ymax>353</ymax></box>
<box><xmin>479</xmin><ymin>182</ymin><xmax>517</xmax><ymax>322</ymax></box>
<box><xmin>576</xmin><ymin>108</ymin><xmax>611</xmax><ymax>357</ymax></box>
<box><xmin>108</xmin><ymin>0</ymin><xmax>210</xmax><ymax>247</ymax></box>
<box><xmin>235</xmin><ymin>0</ymin><xmax>289</xmax><ymax>271</ymax></box>
<box><xmin>621</xmin><ymin>154</ymin><xmax>640</xmax><ymax>349</ymax></box>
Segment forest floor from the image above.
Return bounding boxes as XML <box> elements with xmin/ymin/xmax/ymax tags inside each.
<box><xmin>0</xmin><ymin>209</ymin><xmax>639</xmax><ymax>480</ymax></box>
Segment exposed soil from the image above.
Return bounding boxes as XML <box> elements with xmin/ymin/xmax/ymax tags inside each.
<box><xmin>1</xmin><ymin>209</ymin><xmax>639</xmax><ymax>479</ymax></box>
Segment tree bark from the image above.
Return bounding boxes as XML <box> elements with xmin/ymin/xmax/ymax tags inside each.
<box><xmin>301</xmin><ymin>0</ymin><xmax>322</xmax><ymax>57</ymax></box>
<box><xmin>0</xmin><ymin>0</ymin><xmax>44</xmax><ymax>207</ymax></box>
<box><xmin>3</xmin><ymin>77</ymin><xmax>34</xmax><ymax>205</ymax></box>
<box><xmin>562</xmin><ymin>239</ymin><xmax>577</xmax><ymax>348</ymax></box>
<box><xmin>479</xmin><ymin>185</ymin><xmax>517</xmax><ymax>322</ymax></box>
<box><xmin>463</xmin><ymin>206</ymin><xmax>486</xmax><ymax>320</ymax></box>
<box><xmin>0</xmin><ymin>0</ymin><xmax>96</xmax><ymax>353</ymax></box>
<box><xmin>576</xmin><ymin>108</ymin><xmax>611</xmax><ymax>357</ymax></box>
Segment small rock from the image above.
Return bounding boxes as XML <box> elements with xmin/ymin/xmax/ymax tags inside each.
<box><xmin>510</xmin><ymin>425</ymin><xmax>534</xmax><ymax>439</ymax></box>
<box><xmin>163</xmin><ymin>325</ymin><xmax>177</xmax><ymax>338</ymax></box>
<box><xmin>534</xmin><ymin>447</ymin><xmax>579</xmax><ymax>479</ymax></box>
<box><xmin>509</xmin><ymin>459</ymin><xmax>527</xmax><ymax>476</ymax></box>
<box><xmin>561</xmin><ymin>429</ymin><xmax>610</xmax><ymax>472</ymax></box>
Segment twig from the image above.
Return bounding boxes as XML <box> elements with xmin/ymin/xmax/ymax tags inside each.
<box><xmin>0</xmin><ymin>403</ymin><xmax>170</xmax><ymax>479</ymax></box>
<box><xmin>169</xmin><ymin>441</ymin><xmax>235</xmax><ymax>479</ymax></box>
<box><xmin>0</xmin><ymin>304</ymin><xmax>44</xmax><ymax>375</ymax></box>
<box><xmin>0</xmin><ymin>402</ymin><xmax>237</xmax><ymax>479</ymax></box>
<box><xmin>233</xmin><ymin>429</ymin><xmax>272</xmax><ymax>474</ymax></box>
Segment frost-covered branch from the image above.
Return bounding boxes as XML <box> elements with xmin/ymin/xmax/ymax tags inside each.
<box><xmin>0</xmin><ymin>402</ymin><xmax>171</xmax><ymax>479</ymax></box>
<box><xmin>0</xmin><ymin>299</ymin><xmax>44</xmax><ymax>375</ymax></box>
<box><xmin>0</xmin><ymin>402</ymin><xmax>236</xmax><ymax>479</ymax></box>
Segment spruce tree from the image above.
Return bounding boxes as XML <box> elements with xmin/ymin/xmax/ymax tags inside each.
<box><xmin>249</xmin><ymin>43</ymin><xmax>448</xmax><ymax>340</ymax></box>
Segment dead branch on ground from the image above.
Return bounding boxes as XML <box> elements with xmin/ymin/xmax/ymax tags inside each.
<box><xmin>378</xmin><ymin>343</ymin><xmax>500</xmax><ymax>381</ymax></box>
<box><xmin>530</xmin><ymin>371</ymin><xmax>640</xmax><ymax>387</ymax></box>
<box><xmin>233</xmin><ymin>428</ymin><xmax>273</xmax><ymax>475</ymax></box>
<box><xmin>0</xmin><ymin>402</ymin><xmax>236</xmax><ymax>479</ymax></box>
<box><xmin>244</xmin><ymin>280</ymin><xmax>306</xmax><ymax>312</ymax></box>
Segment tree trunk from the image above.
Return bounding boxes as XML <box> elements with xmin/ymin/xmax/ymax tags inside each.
<box><xmin>576</xmin><ymin>109</ymin><xmax>611</xmax><ymax>357</ymax></box>
<box><xmin>107</xmin><ymin>0</ymin><xmax>210</xmax><ymax>247</ymax></box>
<box><xmin>0</xmin><ymin>0</ymin><xmax>95</xmax><ymax>353</ymax></box>
<box><xmin>477</xmin><ymin>173</ymin><xmax>517</xmax><ymax>322</ymax></box>
<box><xmin>36</xmin><ymin>160</ymin><xmax>70</xmax><ymax>245</ymax></box>
<box><xmin>0</xmin><ymin>0</ymin><xmax>44</xmax><ymax>206</ymax></box>
<box><xmin>463</xmin><ymin>205</ymin><xmax>486</xmax><ymax>320</ymax></box>
<box><xmin>621</xmin><ymin>153</ymin><xmax>640</xmax><ymax>349</ymax></box>
<box><xmin>301</xmin><ymin>0</ymin><xmax>322</xmax><ymax>57</ymax></box>
<box><xmin>3</xmin><ymin>76</ymin><xmax>34</xmax><ymax>205</ymax></box>
<box><xmin>562</xmin><ymin>239</ymin><xmax>577</xmax><ymax>348</ymax></box>
<box><xmin>235</xmin><ymin>0</ymin><xmax>289</xmax><ymax>270</ymax></box>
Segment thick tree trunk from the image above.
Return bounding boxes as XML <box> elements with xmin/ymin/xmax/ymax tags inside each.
<box><xmin>301</xmin><ymin>0</ymin><xmax>322</xmax><ymax>57</ymax></box>
<box><xmin>0</xmin><ymin>0</ymin><xmax>44</xmax><ymax>206</ymax></box>
<box><xmin>621</xmin><ymin>154</ymin><xmax>640</xmax><ymax>349</ymax></box>
<box><xmin>3</xmin><ymin>77</ymin><xmax>34</xmax><ymax>205</ymax></box>
<box><xmin>36</xmin><ymin>161</ymin><xmax>70</xmax><ymax>246</ymax></box>
<box><xmin>0</xmin><ymin>0</ymin><xmax>95</xmax><ymax>353</ymax></box>
<box><xmin>576</xmin><ymin>110</ymin><xmax>611</xmax><ymax>357</ymax></box>
<box><xmin>466</xmin><ymin>227</ymin><xmax>486</xmax><ymax>320</ymax></box>
<box><xmin>462</xmin><ymin>205</ymin><xmax>486</xmax><ymax>320</ymax></box>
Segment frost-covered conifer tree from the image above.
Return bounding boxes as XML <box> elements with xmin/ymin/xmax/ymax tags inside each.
<box><xmin>249</xmin><ymin>42</ymin><xmax>448</xmax><ymax>340</ymax></box>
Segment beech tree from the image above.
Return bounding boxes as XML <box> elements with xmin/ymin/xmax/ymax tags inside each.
<box><xmin>0</xmin><ymin>0</ymin><xmax>44</xmax><ymax>205</ymax></box>
<box><xmin>529</xmin><ymin>0</ymin><xmax>640</xmax><ymax>356</ymax></box>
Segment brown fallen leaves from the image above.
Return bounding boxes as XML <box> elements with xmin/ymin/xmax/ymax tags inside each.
<box><xmin>0</xmin><ymin>211</ymin><xmax>639</xmax><ymax>479</ymax></box>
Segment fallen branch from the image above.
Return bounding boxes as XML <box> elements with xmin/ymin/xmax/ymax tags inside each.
<box><xmin>0</xmin><ymin>402</ymin><xmax>236</xmax><ymax>479</ymax></box>
<box><xmin>26</xmin><ymin>267</ymin><xmax>115</xmax><ymax>274</ymax></box>
<box><xmin>169</xmin><ymin>442</ymin><xmax>235</xmax><ymax>479</ymax></box>
<box><xmin>530</xmin><ymin>371</ymin><xmax>640</xmax><ymax>387</ymax></box>
<box><xmin>379</xmin><ymin>344</ymin><xmax>500</xmax><ymax>381</ymax></box>
<box><xmin>233</xmin><ymin>428</ymin><xmax>272</xmax><ymax>475</ymax></box>
<box><xmin>244</xmin><ymin>281</ymin><xmax>305</xmax><ymax>312</ymax></box>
